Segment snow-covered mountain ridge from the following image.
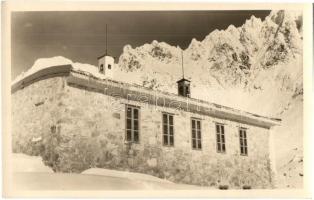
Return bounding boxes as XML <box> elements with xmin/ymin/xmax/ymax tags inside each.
<box><xmin>117</xmin><ymin>10</ymin><xmax>302</xmax><ymax>117</ymax></box>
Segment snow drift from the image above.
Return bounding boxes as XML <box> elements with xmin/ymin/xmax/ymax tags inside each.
<box><xmin>12</xmin><ymin>153</ymin><xmax>53</xmax><ymax>173</ymax></box>
<box><xmin>12</xmin><ymin>153</ymin><xmax>203</xmax><ymax>190</ymax></box>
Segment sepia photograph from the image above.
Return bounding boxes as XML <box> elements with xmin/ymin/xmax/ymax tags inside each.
<box><xmin>2</xmin><ymin>1</ymin><xmax>312</xmax><ymax>198</ymax></box>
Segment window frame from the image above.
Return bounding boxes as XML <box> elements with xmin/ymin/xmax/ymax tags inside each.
<box><xmin>125</xmin><ymin>104</ymin><xmax>140</xmax><ymax>143</ymax></box>
<box><xmin>215</xmin><ymin>123</ymin><xmax>226</xmax><ymax>153</ymax></box>
<box><xmin>191</xmin><ymin>118</ymin><xmax>202</xmax><ymax>150</ymax></box>
<box><xmin>162</xmin><ymin>112</ymin><xmax>175</xmax><ymax>147</ymax></box>
<box><xmin>239</xmin><ymin>127</ymin><xmax>248</xmax><ymax>156</ymax></box>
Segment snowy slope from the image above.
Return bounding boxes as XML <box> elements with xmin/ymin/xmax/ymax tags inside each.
<box><xmin>276</xmin><ymin>148</ymin><xmax>303</xmax><ymax>188</ymax></box>
<box><xmin>273</xmin><ymin>96</ymin><xmax>303</xmax><ymax>188</ymax></box>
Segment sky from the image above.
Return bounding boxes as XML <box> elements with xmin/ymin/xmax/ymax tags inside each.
<box><xmin>11</xmin><ymin>10</ymin><xmax>270</xmax><ymax>79</ymax></box>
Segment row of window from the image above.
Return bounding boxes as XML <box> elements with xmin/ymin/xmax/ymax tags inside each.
<box><xmin>125</xmin><ymin>105</ymin><xmax>248</xmax><ymax>156</ymax></box>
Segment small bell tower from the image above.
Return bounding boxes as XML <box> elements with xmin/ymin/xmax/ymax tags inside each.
<box><xmin>177</xmin><ymin>51</ymin><xmax>191</xmax><ymax>97</ymax></box>
<box><xmin>97</xmin><ymin>24</ymin><xmax>114</xmax><ymax>79</ymax></box>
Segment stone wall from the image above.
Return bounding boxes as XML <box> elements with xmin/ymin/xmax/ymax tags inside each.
<box><xmin>12</xmin><ymin>75</ymin><xmax>274</xmax><ymax>189</ymax></box>
<box><xmin>12</xmin><ymin>77</ymin><xmax>65</xmax><ymax>156</ymax></box>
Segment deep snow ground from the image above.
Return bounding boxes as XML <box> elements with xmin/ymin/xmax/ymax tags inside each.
<box><xmin>12</xmin><ymin>153</ymin><xmax>206</xmax><ymax>190</ymax></box>
<box><xmin>13</xmin><ymin>172</ymin><xmax>205</xmax><ymax>190</ymax></box>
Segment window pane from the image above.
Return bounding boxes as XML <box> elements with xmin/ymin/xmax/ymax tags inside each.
<box><xmin>216</xmin><ymin>134</ymin><xmax>220</xmax><ymax>142</ymax></box>
<box><xmin>134</xmin><ymin>131</ymin><xmax>139</xmax><ymax>142</ymax></box>
<box><xmin>179</xmin><ymin>86</ymin><xmax>184</xmax><ymax>94</ymax></box>
<box><xmin>169</xmin><ymin>115</ymin><xmax>173</xmax><ymax>125</ymax></box>
<box><xmin>197</xmin><ymin>130</ymin><xmax>201</xmax><ymax>139</ymax></box>
<box><xmin>163</xmin><ymin>114</ymin><xmax>167</xmax><ymax>124</ymax></box>
<box><xmin>244</xmin><ymin>148</ymin><xmax>248</xmax><ymax>155</ymax></box>
<box><xmin>169</xmin><ymin>126</ymin><xmax>174</xmax><ymax>136</ymax></box>
<box><xmin>192</xmin><ymin>130</ymin><xmax>196</xmax><ymax>138</ymax></box>
<box><xmin>126</xmin><ymin>130</ymin><xmax>132</xmax><ymax>141</ymax></box>
<box><xmin>240</xmin><ymin>147</ymin><xmax>244</xmax><ymax>154</ymax></box>
<box><xmin>221</xmin><ymin>134</ymin><xmax>225</xmax><ymax>143</ymax></box>
<box><xmin>163</xmin><ymin>125</ymin><xmax>168</xmax><ymax>134</ymax></box>
<box><xmin>185</xmin><ymin>86</ymin><xmax>189</xmax><ymax>94</ymax></box>
<box><xmin>217</xmin><ymin>143</ymin><xmax>221</xmax><ymax>152</ymax></box>
<box><xmin>192</xmin><ymin>120</ymin><xmax>196</xmax><ymax>128</ymax></box>
<box><xmin>240</xmin><ymin>139</ymin><xmax>243</xmax><ymax>146</ymax></box>
<box><xmin>244</xmin><ymin>139</ymin><xmax>247</xmax><ymax>146</ymax></box>
<box><xmin>239</xmin><ymin>130</ymin><xmax>243</xmax><ymax>138</ymax></box>
<box><xmin>133</xmin><ymin>109</ymin><xmax>138</xmax><ymax>119</ymax></box>
<box><xmin>169</xmin><ymin>136</ymin><xmax>174</xmax><ymax>145</ymax></box>
<box><xmin>192</xmin><ymin>140</ymin><xmax>196</xmax><ymax>149</ymax></box>
<box><xmin>133</xmin><ymin>120</ymin><xmax>139</xmax><ymax>130</ymax></box>
<box><xmin>127</xmin><ymin>119</ymin><xmax>132</xmax><ymax>129</ymax></box>
<box><xmin>243</xmin><ymin>131</ymin><xmax>247</xmax><ymax>138</ymax></box>
<box><xmin>221</xmin><ymin>125</ymin><xmax>224</xmax><ymax>134</ymax></box>
<box><xmin>163</xmin><ymin>135</ymin><xmax>168</xmax><ymax>145</ymax></box>
<box><xmin>198</xmin><ymin>141</ymin><xmax>202</xmax><ymax>149</ymax></box>
<box><xmin>197</xmin><ymin>121</ymin><xmax>201</xmax><ymax>129</ymax></box>
<box><xmin>216</xmin><ymin>125</ymin><xmax>220</xmax><ymax>133</ymax></box>
<box><xmin>127</xmin><ymin>107</ymin><xmax>132</xmax><ymax>118</ymax></box>
<box><xmin>222</xmin><ymin>144</ymin><xmax>226</xmax><ymax>152</ymax></box>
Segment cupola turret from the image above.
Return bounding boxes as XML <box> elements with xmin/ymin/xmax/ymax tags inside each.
<box><xmin>97</xmin><ymin>24</ymin><xmax>114</xmax><ymax>79</ymax></box>
<box><xmin>177</xmin><ymin>78</ymin><xmax>191</xmax><ymax>97</ymax></box>
<box><xmin>177</xmin><ymin>50</ymin><xmax>191</xmax><ymax>97</ymax></box>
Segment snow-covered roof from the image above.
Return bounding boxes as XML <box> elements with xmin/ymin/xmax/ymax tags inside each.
<box><xmin>11</xmin><ymin>61</ymin><xmax>281</xmax><ymax>129</ymax></box>
<box><xmin>68</xmin><ymin>70</ymin><xmax>281</xmax><ymax>128</ymax></box>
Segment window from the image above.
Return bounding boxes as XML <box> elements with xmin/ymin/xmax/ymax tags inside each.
<box><xmin>191</xmin><ymin>118</ymin><xmax>202</xmax><ymax>150</ymax></box>
<box><xmin>126</xmin><ymin>105</ymin><xmax>140</xmax><ymax>143</ymax></box>
<box><xmin>100</xmin><ymin>64</ymin><xmax>104</xmax><ymax>72</ymax></box>
<box><xmin>108</xmin><ymin>64</ymin><xmax>111</xmax><ymax>69</ymax></box>
<box><xmin>239</xmin><ymin>128</ymin><xmax>248</xmax><ymax>156</ymax></box>
<box><xmin>179</xmin><ymin>86</ymin><xmax>184</xmax><ymax>95</ymax></box>
<box><xmin>216</xmin><ymin>123</ymin><xmax>226</xmax><ymax>153</ymax></box>
<box><xmin>162</xmin><ymin>113</ymin><xmax>174</xmax><ymax>146</ymax></box>
<box><xmin>185</xmin><ymin>86</ymin><xmax>190</xmax><ymax>97</ymax></box>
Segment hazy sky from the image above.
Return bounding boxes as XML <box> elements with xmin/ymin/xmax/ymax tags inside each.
<box><xmin>11</xmin><ymin>11</ymin><xmax>270</xmax><ymax>79</ymax></box>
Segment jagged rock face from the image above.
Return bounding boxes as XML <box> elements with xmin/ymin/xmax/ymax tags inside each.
<box><xmin>116</xmin><ymin>10</ymin><xmax>303</xmax><ymax>113</ymax></box>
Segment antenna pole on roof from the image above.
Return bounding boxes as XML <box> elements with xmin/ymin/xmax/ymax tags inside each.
<box><xmin>181</xmin><ymin>50</ymin><xmax>185</xmax><ymax>79</ymax></box>
<box><xmin>105</xmin><ymin>24</ymin><xmax>108</xmax><ymax>55</ymax></box>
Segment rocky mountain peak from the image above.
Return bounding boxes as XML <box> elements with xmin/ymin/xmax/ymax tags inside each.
<box><xmin>115</xmin><ymin>10</ymin><xmax>302</xmax><ymax>117</ymax></box>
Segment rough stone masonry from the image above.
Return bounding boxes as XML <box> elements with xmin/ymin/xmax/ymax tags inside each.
<box><xmin>11</xmin><ymin>65</ymin><xmax>280</xmax><ymax>189</ymax></box>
